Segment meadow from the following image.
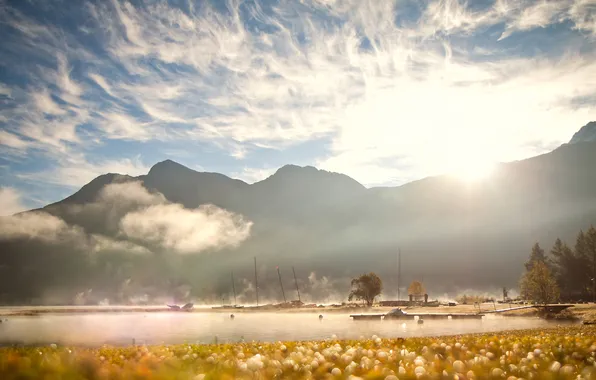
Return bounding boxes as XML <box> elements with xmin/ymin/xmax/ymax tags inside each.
<box><xmin>1</xmin><ymin>326</ymin><xmax>595</xmax><ymax>379</ymax></box>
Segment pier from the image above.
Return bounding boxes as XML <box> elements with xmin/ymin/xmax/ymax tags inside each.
<box><xmin>350</xmin><ymin>308</ymin><xmax>484</xmax><ymax>321</ymax></box>
<box><xmin>350</xmin><ymin>312</ymin><xmax>484</xmax><ymax>321</ymax></box>
<box><xmin>483</xmin><ymin>304</ymin><xmax>574</xmax><ymax>314</ymax></box>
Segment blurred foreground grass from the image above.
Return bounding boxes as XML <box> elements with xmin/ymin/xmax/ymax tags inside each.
<box><xmin>1</xmin><ymin>326</ymin><xmax>595</xmax><ymax>379</ymax></box>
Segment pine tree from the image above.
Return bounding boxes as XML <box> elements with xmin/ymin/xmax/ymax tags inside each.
<box><xmin>574</xmin><ymin>230</ymin><xmax>592</xmax><ymax>299</ymax></box>
<box><xmin>525</xmin><ymin>242</ymin><xmax>548</xmax><ymax>271</ymax></box>
<box><xmin>586</xmin><ymin>226</ymin><xmax>596</xmax><ymax>302</ymax></box>
<box><xmin>575</xmin><ymin>230</ymin><xmax>587</xmax><ymax>258</ymax></box>
<box><xmin>550</xmin><ymin>238</ymin><xmax>573</xmax><ymax>296</ymax></box>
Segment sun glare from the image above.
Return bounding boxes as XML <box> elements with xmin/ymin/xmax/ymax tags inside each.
<box><xmin>444</xmin><ymin>155</ymin><xmax>496</xmax><ymax>183</ymax></box>
<box><xmin>457</xmin><ymin>161</ymin><xmax>496</xmax><ymax>182</ymax></box>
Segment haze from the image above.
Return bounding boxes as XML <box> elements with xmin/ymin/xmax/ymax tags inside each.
<box><xmin>0</xmin><ymin>0</ymin><xmax>595</xmax><ymax>305</ymax></box>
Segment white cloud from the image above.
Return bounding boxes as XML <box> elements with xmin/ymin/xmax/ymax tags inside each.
<box><xmin>59</xmin><ymin>181</ymin><xmax>165</xmax><ymax>236</ymax></box>
<box><xmin>99</xmin><ymin>113</ymin><xmax>155</xmax><ymax>142</ymax></box>
<box><xmin>0</xmin><ymin>206</ymin><xmax>150</xmax><ymax>254</ymax></box>
<box><xmin>31</xmin><ymin>88</ymin><xmax>66</xmax><ymax>115</ymax></box>
<box><xmin>499</xmin><ymin>0</ymin><xmax>596</xmax><ymax>39</ymax></box>
<box><xmin>0</xmin><ymin>187</ymin><xmax>27</xmax><ymax>216</ymax></box>
<box><xmin>88</xmin><ymin>73</ymin><xmax>115</xmax><ymax>97</ymax></box>
<box><xmin>121</xmin><ymin>203</ymin><xmax>253</xmax><ymax>254</ymax></box>
<box><xmin>99</xmin><ymin>181</ymin><xmax>164</xmax><ymax>206</ymax></box>
<box><xmin>0</xmin><ymin>130</ymin><xmax>30</xmax><ymax>149</ymax></box>
<box><xmin>74</xmin><ymin>181</ymin><xmax>253</xmax><ymax>254</ymax></box>
<box><xmin>0</xmin><ymin>211</ymin><xmax>75</xmax><ymax>241</ymax></box>
<box><xmin>54</xmin><ymin>53</ymin><xmax>83</xmax><ymax>98</ymax></box>
<box><xmin>568</xmin><ymin>0</ymin><xmax>596</xmax><ymax>35</ymax></box>
<box><xmin>499</xmin><ymin>1</ymin><xmax>569</xmax><ymax>40</ymax></box>
<box><xmin>79</xmin><ymin>181</ymin><xmax>253</xmax><ymax>254</ymax></box>
<box><xmin>0</xmin><ymin>57</ymin><xmax>87</xmax><ymax>158</ymax></box>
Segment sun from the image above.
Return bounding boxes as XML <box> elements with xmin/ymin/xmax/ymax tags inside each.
<box><xmin>457</xmin><ymin>161</ymin><xmax>495</xmax><ymax>182</ymax></box>
<box><xmin>444</xmin><ymin>155</ymin><xmax>496</xmax><ymax>183</ymax></box>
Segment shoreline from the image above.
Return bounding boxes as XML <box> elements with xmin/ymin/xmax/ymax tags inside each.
<box><xmin>0</xmin><ymin>304</ymin><xmax>375</xmax><ymax>315</ymax></box>
<box><xmin>2</xmin><ymin>303</ymin><xmax>595</xmax><ymax>320</ymax></box>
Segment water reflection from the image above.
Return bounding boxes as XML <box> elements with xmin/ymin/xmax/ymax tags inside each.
<box><xmin>0</xmin><ymin>313</ymin><xmax>573</xmax><ymax>346</ymax></box>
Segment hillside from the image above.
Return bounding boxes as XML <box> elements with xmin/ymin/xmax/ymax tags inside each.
<box><xmin>1</xmin><ymin>124</ymin><xmax>595</xmax><ymax>305</ymax></box>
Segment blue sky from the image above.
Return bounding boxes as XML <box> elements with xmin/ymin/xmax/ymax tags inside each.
<box><xmin>0</xmin><ymin>0</ymin><xmax>595</xmax><ymax>214</ymax></box>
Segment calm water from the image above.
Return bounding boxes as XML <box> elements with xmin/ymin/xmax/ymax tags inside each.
<box><xmin>0</xmin><ymin>312</ymin><xmax>573</xmax><ymax>346</ymax></box>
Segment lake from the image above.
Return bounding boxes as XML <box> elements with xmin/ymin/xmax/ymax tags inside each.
<box><xmin>0</xmin><ymin>312</ymin><xmax>574</xmax><ymax>346</ymax></box>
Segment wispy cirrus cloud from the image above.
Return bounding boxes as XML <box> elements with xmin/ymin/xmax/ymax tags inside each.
<box><xmin>498</xmin><ymin>0</ymin><xmax>596</xmax><ymax>40</ymax></box>
<box><xmin>0</xmin><ymin>0</ymin><xmax>595</xmax><ymax>197</ymax></box>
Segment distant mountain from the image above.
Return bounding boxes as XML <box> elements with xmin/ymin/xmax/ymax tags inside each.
<box><xmin>1</xmin><ymin>123</ymin><xmax>595</xmax><ymax>305</ymax></box>
<box><xmin>569</xmin><ymin>121</ymin><xmax>596</xmax><ymax>144</ymax></box>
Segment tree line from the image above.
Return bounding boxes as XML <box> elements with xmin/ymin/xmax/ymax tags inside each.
<box><xmin>521</xmin><ymin>225</ymin><xmax>596</xmax><ymax>303</ymax></box>
<box><xmin>349</xmin><ymin>225</ymin><xmax>596</xmax><ymax>307</ymax></box>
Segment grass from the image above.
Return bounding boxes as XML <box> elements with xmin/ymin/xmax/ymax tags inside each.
<box><xmin>1</xmin><ymin>326</ymin><xmax>595</xmax><ymax>379</ymax></box>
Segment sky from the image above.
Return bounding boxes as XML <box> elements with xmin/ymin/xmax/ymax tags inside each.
<box><xmin>0</xmin><ymin>0</ymin><xmax>595</xmax><ymax>214</ymax></box>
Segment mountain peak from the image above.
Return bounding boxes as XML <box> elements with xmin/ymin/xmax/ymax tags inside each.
<box><xmin>148</xmin><ymin>159</ymin><xmax>195</xmax><ymax>176</ymax></box>
<box><xmin>274</xmin><ymin>164</ymin><xmax>318</xmax><ymax>175</ymax></box>
<box><xmin>260</xmin><ymin>164</ymin><xmax>365</xmax><ymax>191</ymax></box>
<box><xmin>569</xmin><ymin>121</ymin><xmax>596</xmax><ymax>144</ymax></box>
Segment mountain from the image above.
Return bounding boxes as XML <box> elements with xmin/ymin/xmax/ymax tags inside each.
<box><xmin>569</xmin><ymin>121</ymin><xmax>596</xmax><ymax>144</ymax></box>
<box><xmin>1</xmin><ymin>124</ymin><xmax>596</xmax><ymax>305</ymax></box>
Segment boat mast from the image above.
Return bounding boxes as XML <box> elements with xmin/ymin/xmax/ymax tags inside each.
<box><xmin>292</xmin><ymin>266</ymin><xmax>301</xmax><ymax>302</ymax></box>
<box><xmin>277</xmin><ymin>266</ymin><xmax>287</xmax><ymax>303</ymax></box>
<box><xmin>254</xmin><ymin>257</ymin><xmax>259</xmax><ymax>307</ymax></box>
<box><xmin>231</xmin><ymin>271</ymin><xmax>237</xmax><ymax>306</ymax></box>
<box><xmin>397</xmin><ymin>248</ymin><xmax>401</xmax><ymax>301</ymax></box>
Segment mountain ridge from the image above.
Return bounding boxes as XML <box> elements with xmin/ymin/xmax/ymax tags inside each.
<box><xmin>2</xmin><ymin>123</ymin><xmax>596</xmax><ymax>305</ymax></box>
<box><xmin>569</xmin><ymin>121</ymin><xmax>596</xmax><ymax>144</ymax></box>
<box><xmin>39</xmin><ymin>118</ymin><xmax>596</xmax><ymax>210</ymax></box>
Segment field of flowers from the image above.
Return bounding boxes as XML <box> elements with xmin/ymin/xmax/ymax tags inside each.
<box><xmin>1</xmin><ymin>326</ymin><xmax>594</xmax><ymax>379</ymax></box>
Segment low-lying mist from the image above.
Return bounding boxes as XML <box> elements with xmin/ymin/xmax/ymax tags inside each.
<box><xmin>0</xmin><ymin>312</ymin><xmax>563</xmax><ymax>347</ymax></box>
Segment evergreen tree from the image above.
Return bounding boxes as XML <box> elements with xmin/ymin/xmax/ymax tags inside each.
<box><xmin>575</xmin><ymin>230</ymin><xmax>587</xmax><ymax>258</ymax></box>
<box><xmin>550</xmin><ymin>238</ymin><xmax>574</xmax><ymax>296</ymax></box>
<box><xmin>574</xmin><ymin>230</ymin><xmax>593</xmax><ymax>298</ymax></box>
<box><xmin>525</xmin><ymin>242</ymin><xmax>548</xmax><ymax>271</ymax></box>
<box><xmin>586</xmin><ymin>226</ymin><xmax>596</xmax><ymax>302</ymax></box>
<box><xmin>538</xmin><ymin>227</ymin><xmax>596</xmax><ymax>302</ymax></box>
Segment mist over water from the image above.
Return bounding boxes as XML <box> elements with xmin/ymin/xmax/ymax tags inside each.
<box><xmin>0</xmin><ymin>312</ymin><xmax>573</xmax><ymax>347</ymax></box>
